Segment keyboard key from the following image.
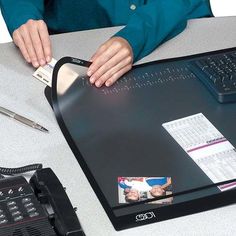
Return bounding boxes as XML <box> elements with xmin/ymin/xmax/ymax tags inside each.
<box><xmin>230</xmin><ymin>52</ymin><xmax>236</xmax><ymax>59</ymax></box>
<box><xmin>0</xmin><ymin>219</ymin><xmax>8</xmax><ymax>224</ymax></box>
<box><xmin>9</xmin><ymin>206</ymin><xmax>18</xmax><ymax>211</ymax></box>
<box><xmin>8</xmin><ymin>189</ymin><xmax>14</xmax><ymax>195</ymax></box>
<box><xmin>195</xmin><ymin>60</ymin><xmax>208</xmax><ymax>69</ymax></box>
<box><xmin>29</xmin><ymin>212</ymin><xmax>39</xmax><ymax>218</ymax></box>
<box><xmin>18</xmin><ymin>187</ymin><xmax>24</xmax><ymax>193</ymax></box>
<box><xmin>22</xmin><ymin>198</ymin><xmax>31</xmax><ymax>204</ymax></box>
<box><xmin>14</xmin><ymin>215</ymin><xmax>23</xmax><ymax>222</ymax></box>
<box><xmin>230</xmin><ymin>73</ymin><xmax>236</xmax><ymax>81</ymax></box>
<box><xmin>7</xmin><ymin>201</ymin><xmax>16</xmax><ymax>207</ymax></box>
<box><xmin>11</xmin><ymin>211</ymin><xmax>21</xmax><ymax>217</ymax></box>
<box><xmin>24</xmin><ymin>202</ymin><xmax>34</xmax><ymax>208</ymax></box>
<box><xmin>26</xmin><ymin>207</ymin><xmax>36</xmax><ymax>213</ymax></box>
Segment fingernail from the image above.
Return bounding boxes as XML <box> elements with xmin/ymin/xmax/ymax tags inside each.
<box><xmin>87</xmin><ymin>70</ymin><xmax>92</xmax><ymax>76</ymax></box>
<box><xmin>26</xmin><ymin>58</ymin><xmax>31</xmax><ymax>63</ymax></box>
<box><xmin>40</xmin><ymin>59</ymin><xmax>45</xmax><ymax>65</ymax></box>
<box><xmin>90</xmin><ymin>77</ymin><xmax>95</xmax><ymax>83</ymax></box>
<box><xmin>33</xmin><ymin>61</ymin><xmax>39</xmax><ymax>67</ymax></box>
<box><xmin>106</xmin><ymin>81</ymin><xmax>110</xmax><ymax>87</ymax></box>
<box><xmin>95</xmin><ymin>81</ymin><xmax>101</xmax><ymax>87</ymax></box>
<box><xmin>46</xmin><ymin>56</ymin><xmax>51</xmax><ymax>62</ymax></box>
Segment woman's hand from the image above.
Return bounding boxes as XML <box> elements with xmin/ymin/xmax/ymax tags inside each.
<box><xmin>87</xmin><ymin>37</ymin><xmax>133</xmax><ymax>87</ymax></box>
<box><xmin>12</xmin><ymin>19</ymin><xmax>52</xmax><ymax>67</ymax></box>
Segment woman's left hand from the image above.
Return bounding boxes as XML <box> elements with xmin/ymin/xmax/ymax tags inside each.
<box><xmin>87</xmin><ymin>37</ymin><xmax>133</xmax><ymax>87</ymax></box>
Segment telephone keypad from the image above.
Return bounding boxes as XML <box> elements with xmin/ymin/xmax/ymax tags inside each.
<box><xmin>0</xmin><ymin>178</ymin><xmax>46</xmax><ymax>228</ymax></box>
<box><xmin>0</xmin><ymin>169</ymin><xmax>73</xmax><ymax>236</ymax></box>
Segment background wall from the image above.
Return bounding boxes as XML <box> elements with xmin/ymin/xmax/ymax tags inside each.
<box><xmin>0</xmin><ymin>9</ymin><xmax>12</xmax><ymax>43</ymax></box>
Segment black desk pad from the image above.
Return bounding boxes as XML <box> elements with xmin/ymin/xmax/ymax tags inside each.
<box><xmin>46</xmin><ymin>48</ymin><xmax>236</xmax><ymax>230</ymax></box>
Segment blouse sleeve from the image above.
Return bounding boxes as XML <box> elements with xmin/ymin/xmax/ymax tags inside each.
<box><xmin>115</xmin><ymin>0</ymin><xmax>212</xmax><ymax>61</ymax></box>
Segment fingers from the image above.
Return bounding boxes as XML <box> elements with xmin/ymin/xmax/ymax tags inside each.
<box><xmin>20</xmin><ymin>23</ymin><xmax>39</xmax><ymax>67</ymax></box>
<box><xmin>102</xmin><ymin>64</ymin><xmax>132</xmax><ymax>87</ymax></box>
<box><xmin>12</xmin><ymin>19</ymin><xmax>52</xmax><ymax>68</ymax></box>
<box><xmin>89</xmin><ymin>50</ymin><xmax>130</xmax><ymax>82</ymax></box>
<box><xmin>90</xmin><ymin>43</ymin><xmax>108</xmax><ymax>62</ymax></box>
<box><xmin>88</xmin><ymin>37</ymin><xmax>133</xmax><ymax>87</ymax></box>
<box><xmin>38</xmin><ymin>21</ymin><xmax>51</xmax><ymax>63</ymax></box>
<box><xmin>13</xmin><ymin>32</ymin><xmax>30</xmax><ymax>63</ymax></box>
<box><xmin>92</xmin><ymin>55</ymin><xmax>132</xmax><ymax>87</ymax></box>
<box><xmin>88</xmin><ymin>41</ymin><xmax>120</xmax><ymax>76</ymax></box>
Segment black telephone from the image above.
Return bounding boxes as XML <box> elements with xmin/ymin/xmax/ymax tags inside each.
<box><xmin>0</xmin><ymin>168</ymin><xmax>85</xmax><ymax>236</ymax></box>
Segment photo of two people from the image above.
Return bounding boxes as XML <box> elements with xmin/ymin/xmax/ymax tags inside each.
<box><xmin>118</xmin><ymin>176</ymin><xmax>173</xmax><ymax>204</ymax></box>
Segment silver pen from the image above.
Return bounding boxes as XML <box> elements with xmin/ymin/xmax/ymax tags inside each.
<box><xmin>0</xmin><ymin>106</ymin><xmax>48</xmax><ymax>133</ymax></box>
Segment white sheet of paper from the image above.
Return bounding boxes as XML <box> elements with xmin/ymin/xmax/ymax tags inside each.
<box><xmin>162</xmin><ymin>113</ymin><xmax>236</xmax><ymax>191</ymax></box>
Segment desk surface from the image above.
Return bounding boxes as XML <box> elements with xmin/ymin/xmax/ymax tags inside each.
<box><xmin>0</xmin><ymin>17</ymin><xmax>236</xmax><ymax>236</ymax></box>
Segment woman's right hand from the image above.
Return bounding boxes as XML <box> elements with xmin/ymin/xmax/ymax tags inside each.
<box><xmin>12</xmin><ymin>19</ymin><xmax>52</xmax><ymax>67</ymax></box>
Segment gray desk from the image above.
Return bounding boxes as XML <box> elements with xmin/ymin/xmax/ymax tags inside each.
<box><xmin>0</xmin><ymin>17</ymin><xmax>236</xmax><ymax>236</ymax></box>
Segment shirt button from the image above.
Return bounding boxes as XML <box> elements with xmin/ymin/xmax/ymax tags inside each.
<box><xmin>130</xmin><ymin>4</ymin><xmax>136</xmax><ymax>10</ymax></box>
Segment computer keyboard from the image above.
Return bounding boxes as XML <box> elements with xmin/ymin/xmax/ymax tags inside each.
<box><xmin>189</xmin><ymin>51</ymin><xmax>236</xmax><ymax>103</ymax></box>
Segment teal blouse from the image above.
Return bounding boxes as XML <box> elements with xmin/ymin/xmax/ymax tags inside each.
<box><xmin>0</xmin><ymin>0</ymin><xmax>212</xmax><ymax>61</ymax></box>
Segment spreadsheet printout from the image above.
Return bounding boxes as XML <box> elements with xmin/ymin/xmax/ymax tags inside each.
<box><xmin>162</xmin><ymin>113</ymin><xmax>236</xmax><ymax>191</ymax></box>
